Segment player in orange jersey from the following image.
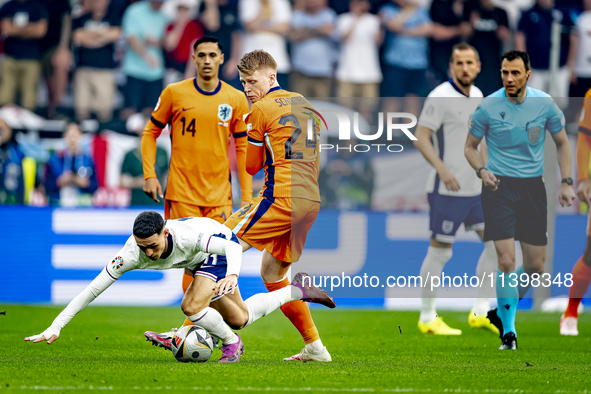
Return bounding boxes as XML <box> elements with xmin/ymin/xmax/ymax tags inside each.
<box><xmin>561</xmin><ymin>88</ymin><xmax>591</xmax><ymax>336</ymax></box>
<box><xmin>142</xmin><ymin>36</ymin><xmax>252</xmax><ymax>329</ymax></box>
<box><xmin>223</xmin><ymin>49</ymin><xmax>332</xmax><ymax>362</ymax></box>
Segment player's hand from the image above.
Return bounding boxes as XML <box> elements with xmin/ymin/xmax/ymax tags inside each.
<box><xmin>577</xmin><ymin>180</ymin><xmax>591</xmax><ymax>205</ymax></box>
<box><xmin>144</xmin><ymin>177</ymin><xmax>164</xmax><ymax>202</ymax></box>
<box><xmin>559</xmin><ymin>184</ymin><xmax>576</xmax><ymax>207</ymax></box>
<box><xmin>438</xmin><ymin>167</ymin><xmax>460</xmax><ymax>192</ymax></box>
<box><xmin>481</xmin><ymin>169</ymin><xmax>499</xmax><ymax>191</ymax></box>
<box><xmin>213</xmin><ymin>275</ymin><xmax>238</xmax><ymax>296</ymax></box>
<box><xmin>25</xmin><ymin>325</ymin><xmax>60</xmax><ymax>344</ymax></box>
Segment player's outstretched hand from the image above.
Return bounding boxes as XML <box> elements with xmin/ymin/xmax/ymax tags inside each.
<box><xmin>481</xmin><ymin>169</ymin><xmax>499</xmax><ymax>191</ymax></box>
<box><xmin>577</xmin><ymin>180</ymin><xmax>591</xmax><ymax>205</ymax></box>
<box><xmin>25</xmin><ymin>325</ymin><xmax>60</xmax><ymax>344</ymax></box>
<box><xmin>438</xmin><ymin>167</ymin><xmax>461</xmax><ymax>192</ymax></box>
<box><xmin>213</xmin><ymin>274</ymin><xmax>238</xmax><ymax>297</ymax></box>
<box><xmin>144</xmin><ymin>177</ymin><xmax>164</xmax><ymax>203</ymax></box>
<box><xmin>559</xmin><ymin>184</ymin><xmax>576</xmax><ymax>207</ymax></box>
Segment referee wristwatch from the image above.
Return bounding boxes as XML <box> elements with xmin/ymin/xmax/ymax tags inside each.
<box><xmin>561</xmin><ymin>177</ymin><xmax>573</xmax><ymax>186</ymax></box>
<box><xmin>476</xmin><ymin>167</ymin><xmax>486</xmax><ymax>179</ymax></box>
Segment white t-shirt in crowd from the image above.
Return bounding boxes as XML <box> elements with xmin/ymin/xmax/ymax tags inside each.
<box><xmin>239</xmin><ymin>0</ymin><xmax>292</xmax><ymax>74</ymax></box>
<box><xmin>336</xmin><ymin>12</ymin><xmax>382</xmax><ymax>84</ymax></box>
<box><xmin>574</xmin><ymin>11</ymin><xmax>591</xmax><ymax>78</ymax></box>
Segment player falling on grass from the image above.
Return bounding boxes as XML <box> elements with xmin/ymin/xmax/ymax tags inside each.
<box><xmin>414</xmin><ymin>43</ymin><xmax>498</xmax><ymax>336</ymax></box>
<box><xmin>142</xmin><ymin>36</ymin><xmax>252</xmax><ymax>332</ymax></box>
<box><xmin>465</xmin><ymin>50</ymin><xmax>575</xmax><ymax>350</ymax></box>
<box><xmin>24</xmin><ymin>211</ymin><xmax>335</xmax><ymax>363</ymax></box>
<box><xmin>561</xmin><ymin>87</ymin><xmax>591</xmax><ymax>336</ymax></box>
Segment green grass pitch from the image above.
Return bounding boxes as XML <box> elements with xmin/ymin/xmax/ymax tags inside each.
<box><xmin>1</xmin><ymin>305</ymin><xmax>590</xmax><ymax>393</ymax></box>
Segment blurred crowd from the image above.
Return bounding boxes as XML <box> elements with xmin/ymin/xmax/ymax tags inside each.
<box><xmin>0</xmin><ymin>0</ymin><xmax>590</xmax><ymax>207</ymax></box>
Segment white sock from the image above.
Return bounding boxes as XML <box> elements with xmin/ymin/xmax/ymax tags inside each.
<box><xmin>473</xmin><ymin>241</ymin><xmax>497</xmax><ymax>315</ymax></box>
<box><xmin>305</xmin><ymin>339</ymin><xmax>324</xmax><ymax>354</ymax></box>
<box><xmin>420</xmin><ymin>246</ymin><xmax>452</xmax><ymax>323</ymax></box>
<box><xmin>187</xmin><ymin>307</ymin><xmax>237</xmax><ymax>346</ymax></box>
<box><xmin>243</xmin><ymin>286</ymin><xmax>302</xmax><ymax>327</ymax></box>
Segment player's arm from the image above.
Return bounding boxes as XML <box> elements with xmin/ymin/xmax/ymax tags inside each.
<box><xmin>233</xmin><ymin>97</ymin><xmax>253</xmax><ymax>206</ymax></box>
<box><xmin>576</xmin><ymin>132</ymin><xmax>591</xmax><ymax>204</ymax></box>
<box><xmin>413</xmin><ymin>125</ymin><xmax>460</xmax><ymax>191</ymax></box>
<box><xmin>244</xmin><ymin>107</ymin><xmax>266</xmax><ymax>176</ymax></box>
<box><xmin>246</xmin><ymin>137</ymin><xmax>264</xmax><ymax>175</ymax></box>
<box><xmin>465</xmin><ymin>109</ymin><xmax>498</xmax><ymax>191</ymax></box>
<box><xmin>24</xmin><ymin>268</ymin><xmax>118</xmax><ymax>344</ymax></box>
<box><xmin>201</xmin><ymin>235</ymin><xmax>243</xmax><ymax>296</ymax></box>
<box><xmin>551</xmin><ymin>128</ymin><xmax>575</xmax><ymax>207</ymax></box>
<box><xmin>142</xmin><ymin>87</ymin><xmax>172</xmax><ymax>202</ymax></box>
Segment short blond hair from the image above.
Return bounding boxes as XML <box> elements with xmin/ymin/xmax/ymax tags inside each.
<box><xmin>237</xmin><ymin>50</ymin><xmax>277</xmax><ymax>76</ymax></box>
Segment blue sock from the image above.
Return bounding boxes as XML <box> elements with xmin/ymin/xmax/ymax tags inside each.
<box><xmin>496</xmin><ymin>268</ymin><xmax>519</xmax><ymax>337</ymax></box>
<box><xmin>514</xmin><ymin>265</ymin><xmax>532</xmax><ymax>300</ymax></box>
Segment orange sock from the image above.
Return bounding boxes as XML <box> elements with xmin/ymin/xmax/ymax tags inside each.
<box><xmin>565</xmin><ymin>257</ymin><xmax>591</xmax><ymax>318</ymax></box>
<box><xmin>265</xmin><ymin>277</ymin><xmax>320</xmax><ymax>344</ymax></box>
<box><xmin>182</xmin><ymin>273</ymin><xmax>195</xmax><ymax>327</ymax></box>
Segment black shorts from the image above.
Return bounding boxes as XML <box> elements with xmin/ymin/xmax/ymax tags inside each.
<box><xmin>124</xmin><ymin>75</ymin><xmax>163</xmax><ymax>112</ymax></box>
<box><xmin>481</xmin><ymin>176</ymin><xmax>547</xmax><ymax>246</ymax></box>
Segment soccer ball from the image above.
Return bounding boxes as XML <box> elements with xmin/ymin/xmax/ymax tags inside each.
<box><xmin>170</xmin><ymin>325</ymin><xmax>214</xmax><ymax>363</ymax></box>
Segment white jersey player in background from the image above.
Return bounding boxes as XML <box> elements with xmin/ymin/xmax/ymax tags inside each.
<box><xmin>413</xmin><ymin>43</ymin><xmax>498</xmax><ymax>335</ymax></box>
<box><xmin>24</xmin><ymin>211</ymin><xmax>335</xmax><ymax>363</ymax></box>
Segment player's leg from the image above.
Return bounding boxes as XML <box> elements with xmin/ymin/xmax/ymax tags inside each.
<box><xmin>418</xmin><ymin>193</ymin><xmax>461</xmax><ymax>335</ymax></box>
<box><xmin>465</xmin><ymin>193</ymin><xmax>499</xmax><ymax>334</ymax></box>
<box><xmin>180</xmin><ymin>273</ymin><xmax>243</xmax><ymax>363</ymax></box>
<box><xmin>562</xmin><ymin>237</ymin><xmax>591</xmax><ymax>336</ymax></box>
<box><xmin>561</xmin><ymin>209</ymin><xmax>591</xmax><ymax>335</ymax></box>
<box><xmin>494</xmin><ymin>238</ymin><xmax>519</xmax><ymax>350</ymax></box>
<box><xmin>210</xmin><ymin>273</ymin><xmax>335</xmax><ymax>330</ymax></box>
<box><xmin>481</xmin><ymin>176</ymin><xmax>520</xmax><ymax>349</ymax></box>
<box><xmin>469</xmin><ymin>229</ymin><xmax>499</xmax><ymax>334</ymax></box>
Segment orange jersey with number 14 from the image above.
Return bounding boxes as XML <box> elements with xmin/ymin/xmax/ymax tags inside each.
<box><xmin>246</xmin><ymin>87</ymin><xmax>321</xmax><ymax>202</ymax></box>
<box><xmin>142</xmin><ymin>79</ymin><xmax>251</xmax><ymax>206</ymax></box>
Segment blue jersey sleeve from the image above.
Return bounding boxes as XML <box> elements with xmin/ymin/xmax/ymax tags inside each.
<box><xmin>468</xmin><ymin>104</ymin><xmax>488</xmax><ymax>139</ymax></box>
<box><xmin>546</xmin><ymin>99</ymin><xmax>565</xmax><ymax>134</ymax></box>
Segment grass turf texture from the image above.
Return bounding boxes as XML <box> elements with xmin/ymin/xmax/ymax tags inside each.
<box><xmin>1</xmin><ymin>306</ymin><xmax>590</xmax><ymax>393</ymax></box>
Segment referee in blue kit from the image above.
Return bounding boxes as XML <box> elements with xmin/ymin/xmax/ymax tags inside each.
<box><xmin>464</xmin><ymin>50</ymin><xmax>576</xmax><ymax>350</ymax></box>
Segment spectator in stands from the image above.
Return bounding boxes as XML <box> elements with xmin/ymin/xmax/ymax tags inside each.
<box><xmin>429</xmin><ymin>0</ymin><xmax>465</xmax><ymax>84</ymax></box>
<box><xmin>336</xmin><ymin>0</ymin><xmax>382</xmax><ymax>118</ymax></box>
<box><xmin>120</xmin><ymin>114</ymin><xmax>168</xmax><ymax>206</ymax></box>
<box><xmin>0</xmin><ymin>0</ymin><xmax>48</xmax><ymax>111</ymax></box>
<box><xmin>164</xmin><ymin>0</ymin><xmax>204</xmax><ymax>83</ymax></box>
<box><xmin>462</xmin><ymin>0</ymin><xmax>509</xmax><ymax>96</ymax></box>
<box><xmin>289</xmin><ymin>0</ymin><xmax>337</xmax><ymax>97</ymax></box>
<box><xmin>0</xmin><ymin>119</ymin><xmax>24</xmax><ymax>204</ymax></box>
<box><xmin>197</xmin><ymin>0</ymin><xmax>243</xmax><ymax>88</ymax></box>
<box><xmin>40</xmin><ymin>0</ymin><xmax>72</xmax><ymax>119</ymax></box>
<box><xmin>569</xmin><ymin>0</ymin><xmax>591</xmax><ymax>97</ymax></box>
<box><xmin>72</xmin><ymin>0</ymin><xmax>122</xmax><ymax>122</ymax></box>
<box><xmin>516</xmin><ymin>0</ymin><xmax>575</xmax><ymax>98</ymax></box>
<box><xmin>44</xmin><ymin>122</ymin><xmax>98</xmax><ymax>206</ymax></box>
<box><xmin>121</xmin><ymin>0</ymin><xmax>168</xmax><ymax>119</ymax></box>
<box><xmin>379</xmin><ymin>0</ymin><xmax>431</xmax><ymax>116</ymax></box>
<box><xmin>239</xmin><ymin>0</ymin><xmax>291</xmax><ymax>88</ymax></box>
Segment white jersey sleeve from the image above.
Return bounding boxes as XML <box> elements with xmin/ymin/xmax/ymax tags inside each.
<box><xmin>105</xmin><ymin>236</ymin><xmax>140</xmax><ymax>279</ymax></box>
<box><xmin>418</xmin><ymin>96</ymin><xmax>445</xmax><ymax>132</ymax></box>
